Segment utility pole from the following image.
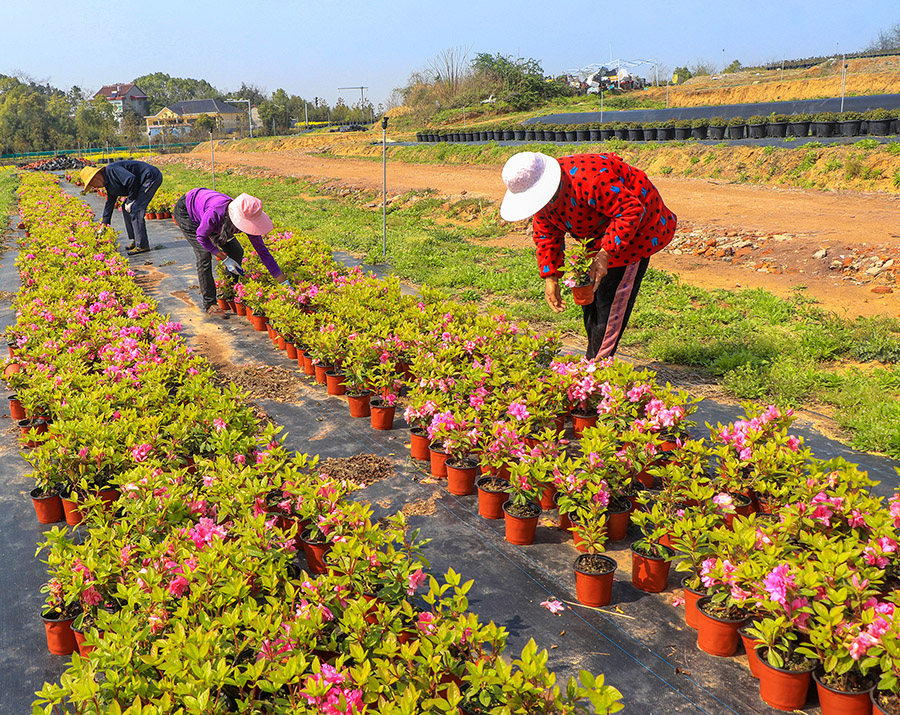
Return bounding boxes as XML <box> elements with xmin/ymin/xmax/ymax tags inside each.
<box><xmin>841</xmin><ymin>54</ymin><xmax>847</xmax><ymax>113</ymax></box>
<box><xmin>210</xmin><ymin>132</ymin><xmax>216</xmax><ymax>191</ymax></box>
<box><xmin>381</xmin><ymin>116</ymin><xmax>388</xmax><ymax>261</ymax></box>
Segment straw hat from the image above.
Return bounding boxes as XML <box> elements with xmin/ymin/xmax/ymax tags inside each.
<box><xmin>79</xmin><ymin>166</ymin><xmax>103</xmax><ymax>194</ymax></box>
<box><xmin>227</xmin><ymin>193</ymin><xmax>273</xmax><ymax>236</ymax></box>
<box><xmin>499</xmin><ymin>152</ymin><xmax>561</xmax><ymax>222</ymax></box>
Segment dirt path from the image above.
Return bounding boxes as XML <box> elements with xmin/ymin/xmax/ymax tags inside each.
<box><xmin>185</xmin><ymin>150</ymin><xmax>900</xmax><ymax>318</ymax></box>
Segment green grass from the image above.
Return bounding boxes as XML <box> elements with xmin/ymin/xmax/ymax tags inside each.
<box><xmin>158</xmin><ymin>163</ymin><xmax>900</xmax><ymax>457</ymax></box>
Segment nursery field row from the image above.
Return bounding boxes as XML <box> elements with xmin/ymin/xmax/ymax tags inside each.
<box><xmin>157</xmin><ymin>161</ymin><xmax>900</xmax><ymax>458</ymax></box>
<box><xmin>8</xmin><ymin>173</ymin><xmax>623</xmax><ymax>714</ymax></box>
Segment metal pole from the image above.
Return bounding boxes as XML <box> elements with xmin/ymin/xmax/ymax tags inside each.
<box><xmin>382</xmin><ymin>121</ymin><xmax>387</xmax><ymax>261</ymax></box>
<box><xmin>841</xmin><ymin>54</ymin><xmax>847</xmax><ymax>113</ymax></box>
<box><xmin>600</xmin><ymin>91</ymin><xmax>603</xmax><ymax>122</ymax></box>
<box><xmin>666</xmin><ymin>82</ymin><xmax>669</xmax><ymax>108</ymax></box>
<box><xmin>210</xmin><ymin>132</ymin><xmax>216</xmax><ymax>191</ymax></box>
<box><xmin>304</xmin><ymin>102</ymin><xmax>309</xmax><ymax>130</ymax></box>
<box><xmin>463</xmin><ymin>106</ymin><xmax>466</xmax><ymax>127</ymax></box>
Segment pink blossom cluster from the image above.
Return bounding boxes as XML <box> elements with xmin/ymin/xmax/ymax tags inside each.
<box><xmin>301</xmin><ymin>665</ymin><xmax>364</xmax><ymax>715</ymax></box>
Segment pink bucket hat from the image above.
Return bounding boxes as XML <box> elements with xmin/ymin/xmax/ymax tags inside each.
<box><xmin>227</xmin><ymin>193</ymin><xmax>273</xmax><ymax>236</ymax></box>
<box><xmin>499</xmin><ymin>151</ymin><xmax>562</xmax><ymax>222</ymax></box>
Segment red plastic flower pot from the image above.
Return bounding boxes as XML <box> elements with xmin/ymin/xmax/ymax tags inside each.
<box><xmin>572</xmin><ymin>411</ymin><xmax>597</xmax><ymax>438</ymax></box>
<box><xmin>630</xmin><ymin>543</ymin><xmax>672</xmax><ymax>593</ymax></box>
<box><xmin>574</xmin><ymin>553</ymin><xmax>616</xmax><ymax>607</ymax></box>
<box><xmin>756</xmin><ymin>648</ymin><xmax>814</xmax><ymax>711</ymax></box>
<box><xmin>97</xmin><ymin>488</ymin><xmax>121</xmax><ymax>512</ymax></box>
<box><xmin>235</xmin><ymin>302</ymin><xmax>247</xmax><ymax>316</ymax></box>
<box><xmin>370</xmin><ymin>401</ymin><xmax>395</xmax><ymax>431</ymax></box>
<box><xmin>301</xmin><ymin>532</ymin><xmax>331</xmax><ymax>575</ymax></box>
<box><xmin>409</xmin><ymin>427</ymin><xmax>430</xmax><ymax>461</ymax></box>
<box><xmin>539</xmin><ymin>484</ymin><xmax>557</xmax><ymax>510</ymax></box>
<box><xmin>216</xmin><ymin>298</ymin><xmax>228</xmax><ymax>311</ymax></box>
<box><xmin>313</xmin><ymin>363</ymin><xmax>331</xmax><ymax>384</ymax></box>
<box><xmin>30</xmin><ymin>488</ymin><xmax>63</xmax><ymax>524</ymax></box>
<box><xmin>347</xmin><ymin>391</ymin><xmax>371</xmax><ymax>418</ymax></box>
<box><xmin>739</xmin><ymin>627</ymin><xmax>763</xmax><ymax>679</ymax></box>
<box><xmin>8</xmin><ymin>394</ymin><xmax>26</xmax><ymax>421</ymax></box>
<box><xmin>682</xmin><ymin>577</ymin><xmax>707</xmax><ymax>630</ymax></box>
<box><xmin>251</xmin><ymin>314</ymin><xmax>268</xmax><ymax>331</ymax></box>
<box><xmin>604</xmin><ymin>500</ymin><xmax>632</xmax><ymax>541</ymax></box>
<box><xmin>275</xmin><ymin>334</ymin><xmax>287</xmax><ymax>351</ymax></box>
<box><xmin>476</xmin><ymin>476</ymin><xmax>509</xmax><ymax>519</ymax></box>
<box><xmin>301</xmin><ymin>352</ymin><xmax>315</xmax><ymax>376</ymax></box>
<box><xmin>61</xmin><ymin>495</ymin><xmax>84</xmax><ymax>526</ymax></box>
<box><xmin>571</xmin><ymin>283</ymin><xmax>595</xmax><ymax>305</ymax></box>
<box><xmin>814</xmin><ymin>672</ymin><xmax>874</xmax><ymax>715</ymax></box>
<box><xmin>42</xmin><ymin>611</ymin><xmax>79</xmax><ymax>655</ymax></box>
<box><xmin>503</xmin><ymin>501</ymin><xmax>541</xmax><ymax>545</ymax></box>
<box><xmin>325</xmin><ymin>370</ymin><xmax>347</xmax><ymax>396</ymax></box>
<box><xmin>285</xmin><ymin>342</ymin><xmax>298</xmax><ymax>360</ymax></box>
<box><xmin>429</xmin><ymin>442</ymin><xmax>449</xmax><ymax>478</ymax></box>
<box><xmin>695</xmin><ymin>596</ymin><xmax>746</xmax><ymax>657</ymax></box>
<box><xmin>446</xmin><ymin>457</ymin><xmax>478</xmax><ymax>496</ymax></box>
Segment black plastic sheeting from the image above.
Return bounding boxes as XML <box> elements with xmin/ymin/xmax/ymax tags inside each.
<box><xmin>525</xmin><ymin>93</ymin><xmax>900</xmax><ymax>125</ymax></box>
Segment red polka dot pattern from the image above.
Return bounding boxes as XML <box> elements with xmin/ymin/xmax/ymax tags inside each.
<box><xmin>531</xmin><ymin>153</ymin><xmax>677</xmax><ymax>277</ymax></box>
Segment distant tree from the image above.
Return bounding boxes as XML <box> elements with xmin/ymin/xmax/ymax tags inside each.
<box><xmin>192</xmin><ymin>113</ymin><xmax>217</xmax><ymax>135</ymax></box>
<box><xmin>689</xmin><ymin>59</ymin><xmax>717</xmax><ymax>77</ymax></box>
<box><xmin>231</xmin><ymin>82</ymin><xmax>267</xmax><ymax>107</ymax></box>
<box><xmin>426</xmin><ymin>45</ymin><xmax>473</xmax><ymax>100</ymax></box>
<box><xmin>672</xmin><ymin>66</ymin><xmax>692</xmax><ymax>84</ymax></box>
<box><xmin>472</xmin><ymin>52</ymin><xmax>571</xmax><ymax>110</ymax></box>
<box><xmin>724</xmin><ymin>60</ymin><xmax>742</xmax><ymax>74</ymax></box>
<box><xmin>75</xmin><ymin>96</ymin><xmax>117</xmax><ymax>145</ymax></box>
<box><xmin>121</xmin><ymin>109</ymin><xmax>144</xmax><ymax>148</ymax></box>
<box><xmin>866</xmin><ymin>21</ymin><xmax>900</xmax><ymax>51</ymax></box>
<box><xmin>0</xmin><ymin>75</ymin><xmax>76</xmax><ymax>153</ymax></box>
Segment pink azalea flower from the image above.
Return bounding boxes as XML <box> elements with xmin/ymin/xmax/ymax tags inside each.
<box><xmin>407</xmin><ymin>568</ymin><xmax>427</xmax><ymax>595</ymax></box>
<box><xmin>131</xmin><ymin>443</ymin><xmax>152</xmax><ymax>462</ymax></box>
<box><xmin>213</xmin><ymin>418</ymin><xmax>227</xmax><ymax>431</ymax></box>
<box><xmin>541</xmin><ymin>599</ymin><xmax>565</xmax><ymax>614</ymax></box>
<box><xmin>507</xmin><ymin>400</ymin><xmax>529</xmax><ymax>421</ymax></box>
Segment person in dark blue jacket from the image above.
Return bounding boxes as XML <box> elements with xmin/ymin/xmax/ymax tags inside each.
<box><xmin>80</xmin><ymin>160</ymin><xmax>163</xmax><ymax>254</ymax></box>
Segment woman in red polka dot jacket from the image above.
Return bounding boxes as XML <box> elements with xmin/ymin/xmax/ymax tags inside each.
<box><xmin>500</xmin><ymin>151</ymin><xmax>677</xmax><ymax>359</ymax></box>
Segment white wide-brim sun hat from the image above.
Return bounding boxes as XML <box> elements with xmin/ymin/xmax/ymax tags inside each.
<box><xmin>499</xmin><ymin>151</ymin><xmax>562</xmax><ymax>222</ymax></box>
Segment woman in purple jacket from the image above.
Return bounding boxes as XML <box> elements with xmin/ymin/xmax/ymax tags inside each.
<box><xmin>173</xmin><ymin>189</ymin><xmax>288</xmax><ymax>316</ymax></box>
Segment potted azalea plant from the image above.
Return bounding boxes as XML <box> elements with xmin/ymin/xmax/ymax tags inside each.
<box><xmin>563</xmin><ymin>237</ymin><xmax>596</xmax><ymax>306</ymax></box>
<box><xmin>570</xmin><ymin>502</ymin><xmax>615</xmax><ymax>608</ymax></box>
<box><xmin>503</xmin><ymin>461</ymin><xmax>542</xmax><ymax>545</ymax></box>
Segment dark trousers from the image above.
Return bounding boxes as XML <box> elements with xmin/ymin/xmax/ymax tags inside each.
<box><xmin>122</xmin><ymin>171</ymin><xmax>163</xmax><ymax>249</ymax></box>
<box><xmin>174</xmin><ymin>196</ymin><xmax>244</xmax><ymax>310</ymax></box>
<box><xmin>582</xmin><ymin>257</ymin><xmax>650</xmax><ymax>360</ymax></box>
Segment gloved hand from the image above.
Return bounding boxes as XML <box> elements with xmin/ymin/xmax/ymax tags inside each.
<box><xmin>220</xmin><ymin>256</ymin><xmax>244</xmax><ymax>277</ymax></box>
<box><xmin>123</xmin><ymin>201</ymin><xmax>134</xmax><ymax>213</ymax></box>
<box><xmin>280</xmin><ymin>278</ymin><xmax>291</xmax><ymax>288</ymax></box>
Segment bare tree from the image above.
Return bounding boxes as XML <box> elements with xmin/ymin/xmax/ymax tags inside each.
<box><xmin>425</xmin><ymin>45</ymin><xmax>473</xmax><ymax>99</ymax></box>
<box><xmin>866</xmin><ymin>21</ymin><xmax>900</xmax><ymax>51</ymax></box>
<box><xmin>690</xmin><ymin>58</ymin><xmax>718</xmax><ymax>77</ymax></box>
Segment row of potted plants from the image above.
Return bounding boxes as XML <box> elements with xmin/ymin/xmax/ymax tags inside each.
<box><xmin>9</xmin><ymin>172</ymin><xmax>624</xmax><ymax>715</ymax></box>
<box><xmin>416</xmin><ymin>108</ymin><xmax>899</xmax><ymax>144</ymax></box>
<box><xmin>206</xmin><ymin>212</ymin><xmax>900</xmax><ymax>714</ymax></box>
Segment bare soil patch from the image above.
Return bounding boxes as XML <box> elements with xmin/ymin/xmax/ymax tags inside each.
<box><xmin>318</xmin><ymin>454</ymin><xmax>395</xmax><ymax>487</ymax></box>
<box><xmin>215</xmin><ymin>364</ymin><xmax>303</xmax><ymax>402</ymax></box>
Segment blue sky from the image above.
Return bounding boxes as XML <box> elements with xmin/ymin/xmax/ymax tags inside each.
<box><xmin>3</xmin><ymin>0</ymin><xmax>898</xmax><ymax>106</ymax></box>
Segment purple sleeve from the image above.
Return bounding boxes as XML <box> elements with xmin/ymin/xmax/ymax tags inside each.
<box><xmin>247</xmin><ymin>235</ymin><xmax>283</xmax><ymax>278</ymax></box>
